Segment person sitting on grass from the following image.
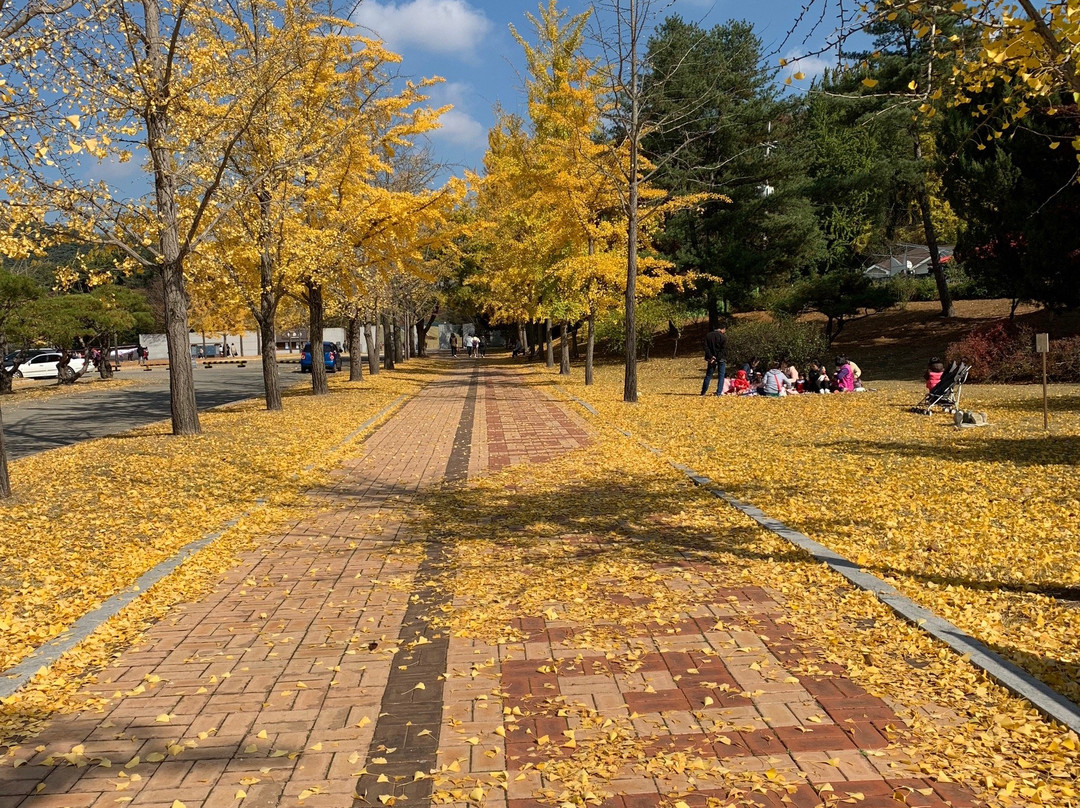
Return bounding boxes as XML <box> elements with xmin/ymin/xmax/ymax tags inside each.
<box><xmin>833</xmin><ymin>356</ymin><xmax>855</xmax><ymax>392</ymax></box>
<box><xmin>760</xmin><ymin>361</ymin><xmax>789</xmax><ymax>397</ymax></box>
<box><xmin>804</xmin><ymin>362</ymin><xmax>830</xmax><ymax>394</ymax></box>
<box><xmin>925</xmin><ymin>356</ymin><xmax>945</xmax><ymax>390</ymax></box>
<box><xmin>782</xmin><ymin>358</ymin><xmax>799</xmax><ymax>387</ymax></box>
<box><xmin>729</xmin><ymin>369</ymin><xmax>752</xmax><ymax>395</ymax></box>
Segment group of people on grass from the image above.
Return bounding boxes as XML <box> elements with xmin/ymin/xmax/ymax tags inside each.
<box><xmin>701</xmin><ymin>324</ymin><xmax>864</xmax><ymax>397</ymax></box>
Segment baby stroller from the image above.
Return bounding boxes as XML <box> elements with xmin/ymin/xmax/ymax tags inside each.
<box><xmin>913</xmin><ymin>360</ymin><xmax>970</xmax><ymax>414</ymax></box>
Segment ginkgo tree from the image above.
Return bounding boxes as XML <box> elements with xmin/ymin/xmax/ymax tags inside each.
<box><xmin>188</xmin><ymin>10</ymin><xmax>448</xmax><ymax>406</ymax></box>
<box><xmin>318</xmin><ymin>139</ymin><xmax>463</xmax><ymax>384</ymax></box>
<box><xmin>469</xmin><ymin>1</ymin><xmax>701</xmax><ymax>386</ymax></box>
<box><xmin>1</xmin><ymin>0</ymin><xmax>358</xmax><ymax>437</ymax></box>
<box><xmin>0</xmin><ymin>0</ymin><xmax>88</xmax><ymax>498</ymax></box>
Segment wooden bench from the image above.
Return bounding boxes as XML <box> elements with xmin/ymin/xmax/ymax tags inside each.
<box><xmin>203</xmin><ymin>359</ymin><xmax>247</xmax><ymax>368</ymax></box>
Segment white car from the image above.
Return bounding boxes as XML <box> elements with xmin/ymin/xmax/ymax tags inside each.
<box><xmin>5</xmin><ymin>352</ymin><xmax>92</xmax><ymax>380</ymax></box>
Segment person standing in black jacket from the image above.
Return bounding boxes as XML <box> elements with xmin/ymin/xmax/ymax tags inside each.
<box><xmin>700</xmin><ymin>324</ymin><xmax>727</xmax><ymax>396</ymax></box>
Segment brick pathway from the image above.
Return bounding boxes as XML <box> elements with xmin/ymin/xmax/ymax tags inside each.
<box><xmin>0</xmin><ymin>361</ymin><xmax>980</xmax><ymax>808</ymax></box>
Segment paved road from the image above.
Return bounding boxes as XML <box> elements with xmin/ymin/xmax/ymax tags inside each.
<box><xmin>1</xmin><ymin>362</ymin><xmax>316</xmax><ymax>459</ymax></box>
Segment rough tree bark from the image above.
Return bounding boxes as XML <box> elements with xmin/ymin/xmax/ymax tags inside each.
<box><xmin>348</xmin><ymin>312</ymin><xmax>364</xmax><ymax>381</ymax></box>
<box><xmin>0</xmin><ymin>402</ymin><xmax>9</xmax><ymax>498</ymax></box>
<box><xmin>585</xmin><ymin>313</ymin><xmax>595</xmax><ymax>386</ymax></box>
<box><xmin>145</xmin><ymin>0</ymin><xmax>199</xmax><ymax>434</ymax></box>
<box><xmin>912</xmin><ymin>133</ymin><xmax>954</xmax><ymax>317</ymax></box>
<box><xmin>415</xmin><ymin>309</ymin><xmax>438</xmax><ymax>357</ymax></box>
<box><xmin>394</xmin><ymin>316</ymin><xmax>404</xmax><ymax>363</ymax></box>
<box><xmin>258</xmin><ymin>314</ymin><xmax>280</xmax><ymax>410</ymax></box>
<box><xmin>307</xmin><ymin>281</ymin><xmax>328</xmax><ymax>395</ymax></box>
<box><xmin>96</xmin><ymin>337</ymin><xmax>114</xmax><ymax>379</ymax></box>
<box><xmin>257</xmin><ymin>185</ymin><xmax>282</xmax><ymax>410</ymax></box>
<box><xmin>382</xmin><ymin>312</ymin><xmax>395</xmax><ymax>370</ymax></box>
<box><xmin>545</xmin><ymin>317</ymin><xmax>554</xmax><ymax>368</ymax></box>
<box><xmin>560</xmin><ymin>319</ymin><xmax>570</xmax><ymax>375</ymax></box>
<box><xmin>365</xmin><ymin>322</ymin><xmax>380</xmax><ymax>376</ymax></box>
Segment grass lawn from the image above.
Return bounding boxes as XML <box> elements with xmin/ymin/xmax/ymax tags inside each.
<box><xmin>556</xmin><ymin>357</ymin><xmax>1080</xmax><ymax>708</ymax></box>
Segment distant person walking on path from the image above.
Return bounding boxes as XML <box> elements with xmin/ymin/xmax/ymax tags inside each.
<box><xmin>700</xmin><ymin>323</ymin><xmax>727</xmax><ymax>396</ymax></box>
<box><xmin>478</xmin><ymin>335</ymin><xmax>486</xmax><ymax>357</ymax></box>
<box><xmin>449</xmin><ymin>332</ymin><xmax>458</xmax><ymax>357</ymax></box>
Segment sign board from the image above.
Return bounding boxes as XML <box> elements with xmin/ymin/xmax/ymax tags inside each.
<box><xmin>1036</xmin><ymin>333</ymin><xmax>1050</xmax><ymax>353</ymax></box>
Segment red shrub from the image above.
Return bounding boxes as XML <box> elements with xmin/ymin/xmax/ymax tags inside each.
<box><xmin>947</xmin><ymin>322</ymin><xmax>1080</xmax><ymax>382</ymax></box>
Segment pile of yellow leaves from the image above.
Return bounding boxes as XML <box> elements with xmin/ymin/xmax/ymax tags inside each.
<box><xmin>414</xmin><ymin>380</ymin><xmax>1080</xmax><ymax>807</ymax></box>
<box><xmin>0</xmin><ymin>369</ymin><xmax>425</xmax><ymax>741</ymax></box>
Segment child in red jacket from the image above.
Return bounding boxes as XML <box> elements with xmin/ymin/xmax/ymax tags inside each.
<box><xmin>729</xmin><ymin>369</ymin><xmax>751</xmax><ymax>395</ymax></box>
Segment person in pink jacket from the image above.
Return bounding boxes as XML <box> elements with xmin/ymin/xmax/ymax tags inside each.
<box><xmin>925</xmin><ymin>357</ymin><xmax>945</xmax><ymax>391</ymax></box>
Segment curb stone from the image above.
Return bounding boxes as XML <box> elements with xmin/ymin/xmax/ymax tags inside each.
<box><xmin>0</xmin><ymin>393</ymin><xmax>411</xmax><ymax>699</ymax></box>
<box><xmin>556</xmin><ymin>387</ymin><xmax>1080</xmax><ymax>736</ymax></box>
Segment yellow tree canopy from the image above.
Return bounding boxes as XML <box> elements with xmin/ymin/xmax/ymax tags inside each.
<box><xmin>874</xmin><ymin>0</ymin><xmax>1080</xmax><ymax>152</ymax></box>
<box><xmin>470</xmin><ymin>1</ymin><xmax>702</xmax><ymax>329</ymax></box>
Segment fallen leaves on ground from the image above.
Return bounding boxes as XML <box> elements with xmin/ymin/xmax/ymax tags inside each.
<box><xmin>557</xmin><ymin>362</ymin><xmax>1080</xmax><ymax>706</ymax></box>
<box><xmin>0</xmin><ymin>369</ymin><xmax>424</xmax><ymax>698</ymax></box>
<box><xmin>411</xmin><ymin>364</ymin><xmax>1079</xmax><ymax>807</ymax></box>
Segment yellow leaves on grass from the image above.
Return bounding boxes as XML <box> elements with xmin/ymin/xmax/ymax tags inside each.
<box><xmin>412</xmin><ymin>361</ymin><xmax>1079</xmax><ymax>805</ymax></box>
<box><xmin>0</xmin><ymin>369</ymin><xmax>425</xmax><ymax>743</ymax></box>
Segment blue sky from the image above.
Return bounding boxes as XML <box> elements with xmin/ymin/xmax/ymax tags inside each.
<box><xmin>352</xmin><ymin>0</ymin><xmax>843</xmax><ymax>182</ymax></box>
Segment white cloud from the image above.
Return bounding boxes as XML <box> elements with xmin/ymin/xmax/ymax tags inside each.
<box><xmin>782</xmin><ymin>51</ymin><xmax>833</xmax><ymax>82</ymax></box>
<box><xmin>354</xmin><ymin>0</ymin><xmax>493</xmax><ymax>59</ymax></box>
<box><xmin>430</xmin><ymin>108</ymin><xmax>487</xmax><ymax>148</ymax></box>
<box><xmin>424</xmin><ymin>83</ymin><xmax>487</xmax><ymax>149</ymax></box>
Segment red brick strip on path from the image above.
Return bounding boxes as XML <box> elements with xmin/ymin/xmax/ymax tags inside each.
<box><xmin>0</xmin><ymin>360</ymin><xmax>978</xmax><ymax>808</ymax></box>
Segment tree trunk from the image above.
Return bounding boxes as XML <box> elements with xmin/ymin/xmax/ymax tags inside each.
<box><xmin>416</xmin><ymin>310</ymin><xmax>437</xmax><ymax>357</ymax></box>
<box><xmin>382</xmin><ymin>312</ymin><xmax>395</xmax><ymax>370</ymax></box>
<box><xmin>257</xmin><ymin>183</ymin><xmax>282</xmax><ymax>410</ymax></box>
<box><xmin>623</xmin><ymin>0</ymin><xmax>640</xmax><ymax>403</ymax></box>
<box><xmin>707</xmin><ymin>286</ymin><xmax>720</xmax><ymax>330</ymax></box>
<box><xmin>518</xmin><ymin>322</ymin><xmax>528</xmax><ymax>353</ymax></box>
<box><xmin>144</xmin><ymin>0</ymin><xmax>199</xmax><ymax>435</ymax></box>
<box><xmin>365</xmin><ymin>322</ymin><xmax>380</xmax><ymax>376</ymax></box>
<box><xmin>0</xmin><ymin>372</ymin><xmax>12</xmax><ymax>395</ymax></box>
<box><xmin>348</xmin><ymin>312</ymin><xmax>363</xmax><ymax>381</ymax></box>
<box><xmin>307</xmin><ymin>281</ymin><xmax>328</xmax><ymax>395</ymax></box>
<box><xmin>161</xmin><ymin>258</ymin><xmax>201</xmax><ymax>432</ymax></box>
<box><xmin>97</xmin><ymin>337</ymin><xmax>114</xmax><ymax>379</ymax></box>
<box><xmin>560</xmin><ymin>319</ymin><xmax>570</xmax><ymax>374</ymax></box>
<box><xmin>545</xmin><ymin>318</ymin><xmax>554</xmax><ymax>368</ymax></box>
<box><xmin>394</xmin><ymin>316</ymin><xmax>404</xmax><ymax>363</ymax></box>
<box><xmin>585</xmin><ymin>313</ymin><xmax>595</xmax><ymax>386</ymax></box>
<box><xmin>0</xmin><ymin>401</ymin><xmax>9</xmax><ymax>498</ymax></box>
<box><xmin>912</xmin><ymin>132</ymin><xmax>954</xmax><ymax>317</ymax></box>
<box><xmin>258</xmin><ymin>314</ymin><xmax>281</xmax><ymax>411</ymax></box>
<box><xmin>571</xmin><ymin>325</ymin><xmax>579</xmax><ymax>361</ymax></box>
